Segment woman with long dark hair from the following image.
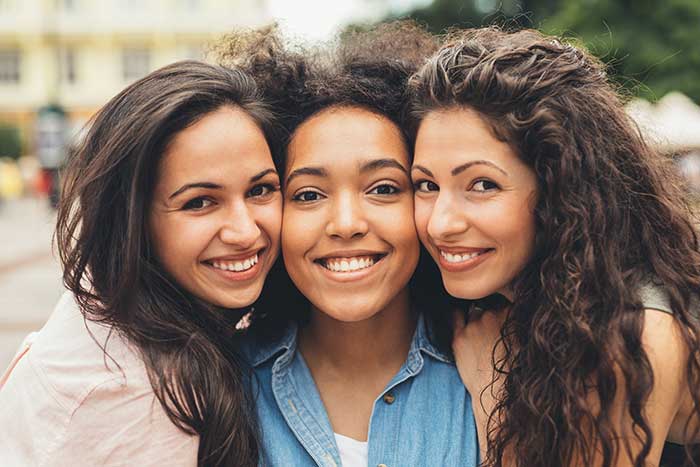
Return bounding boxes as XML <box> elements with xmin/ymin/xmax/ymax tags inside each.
<box><xmin>408</xmin><ymin>27</ymin><xmax>700</xmax><ymax>467</ymax></box>
<box><xmin>0</xmin><ymin>61</ymin><xmax>284</xmax><ymax>466</ymax></box>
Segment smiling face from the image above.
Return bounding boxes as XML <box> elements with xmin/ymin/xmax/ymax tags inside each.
<box><xmin>412</xmin><ymin>107</ymin><xmax>538</xmax><ymax>301</ymax></box>
<box><xmin>282</xmin><ymin>106</ymin><xmax>419</xmax><ymax>322</ymax></box>
<box><xmin>149</xmin><ymin>105</ymin><xmax>282</xmax><ymax>309</ymax></box>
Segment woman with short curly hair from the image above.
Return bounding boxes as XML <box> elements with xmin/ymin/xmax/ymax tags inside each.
<box><xmin>408</xmin><ymin>27</ymin><xmax>700</xmax><ymax>467</ymax></box>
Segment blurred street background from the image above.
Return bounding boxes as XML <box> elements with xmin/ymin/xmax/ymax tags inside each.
<box><xmin>1</xmin><ymin>0</ymin><xmax>699</xmax><ymax>373</ymax></box>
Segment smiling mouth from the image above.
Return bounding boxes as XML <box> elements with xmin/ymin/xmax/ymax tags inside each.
<box><xmin>205</xmin><ymin>252</ymin><xmax>260</xmax><ymax>272</ymax></box>
<box><xmin>439</xmin><ymin>249</ymin><xmax>493</xmax><ymax>264</ymax></box>
<box><xmin>315</xmin><ymin>254</ymin><xmax>386</xmax><ymax>273</ymax></box>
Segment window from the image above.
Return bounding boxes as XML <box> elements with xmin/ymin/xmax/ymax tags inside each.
<box><xmin>0</xmin><ymin>49</ymin><xmax>20</xmax><ymax>84</ymax></box>
<box><xmin>122</xmin><ymin>48</ymin><xmax>150</xmax><ymax>81</ymax></box>
<box><xmin>59</xmin><ymin>48</ymin><xmax>77</xmax><ymax>85</ymax></box>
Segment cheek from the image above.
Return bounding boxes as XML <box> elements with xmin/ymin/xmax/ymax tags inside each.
<box><xmin>413</xmin><ymin>198</ymin><xmax>432</xmax><ymax>242</ymax></box>
<box><xmin>254</xmin><ymin>201</ymin><xmax>282</xmax><ymax>251</ymax></box>
<box><xmin>281</xmin><ymin>208</ymin><xmax>315</xmax><ymax>262</ymax></box>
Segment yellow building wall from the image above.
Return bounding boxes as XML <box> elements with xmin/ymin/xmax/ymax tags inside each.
<box><xmin>0</xmin><ymin>0</ymin><xmax>269</xmax><ymax>152</ymax></box>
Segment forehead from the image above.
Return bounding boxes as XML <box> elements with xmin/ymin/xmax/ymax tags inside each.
<box><xmin>286</xmin><ymin>106</ymin><xmax>409</xmax><ymax>171</ymax></box>
<box><xmin>413</xmin><ymin>108</ymin><xmax>517</xmax><ymax>167</ymax></box>
<box><xmin>159</xmin><ymin>106</ymin><xmax>273</xmax><ymax>181</ymax></box>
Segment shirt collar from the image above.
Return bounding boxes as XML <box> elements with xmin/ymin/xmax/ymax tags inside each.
<box><xmin>247</xmin><ymin>312</ymin><xmax>452</xmax><ymax>368</ymax></box>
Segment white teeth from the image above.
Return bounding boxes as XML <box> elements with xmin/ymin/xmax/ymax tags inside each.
<box><xmin>210</xmin><ymin>254</ymin><xmax>259</xmax><ymax>272</ymax></box>
<box><xmin>323</xmin><ymin>256</ymin><xmax>377</xmax><ymax>272</ymax></box>
<box><xmin>440</xmin><ymin>250</ymin><xmax>484</xmax><ymax>263</ymax></box>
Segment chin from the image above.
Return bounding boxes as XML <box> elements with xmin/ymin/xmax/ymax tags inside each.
<box><xmin>312</xmin><ymin>297</ymin><xmax>386</xmax><ymax>323</ymax></box>
<box><xmin>443</xmin><ymin>279</ymin><xmax>493</xmax><ymax>301</ymax></box>
<box><xmin>211</xmin><ymin>286</ymin><xmax>263</xmax><ymax>310</ymax></box>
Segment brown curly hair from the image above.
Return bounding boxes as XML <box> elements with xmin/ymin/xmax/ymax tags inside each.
<box><xmin>215</xmin><ymin>22</ymin><xmax>456</xmax><ymax>344</ymax></box>
<box><xmin>408</xmin><ymin>27</ymin><xmax>700</xmax><ymax>467</ymax></box>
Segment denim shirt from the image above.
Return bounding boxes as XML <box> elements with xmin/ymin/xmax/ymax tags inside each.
<box><xmin>244</xmin><ymin>314</ymin><xmax>479</xmax><ymax>467</ymax></box>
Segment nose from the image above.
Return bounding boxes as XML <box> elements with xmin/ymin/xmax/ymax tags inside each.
<box><xmin>426</xmin><ymin>192</ymin><xmax>469</xmax><ymax>241</ymax></box>
<box><xmin>325</xmin><ymin>191</ymin><xmax>369</xmax><ymax>239</ymax></box>
<box><xmin>219</xmin><ymin>200</ymin><xmax>261</xmax><ymax>249</ymax></box>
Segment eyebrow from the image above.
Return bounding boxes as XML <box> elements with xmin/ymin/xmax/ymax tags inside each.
<box><xmin>168</xmin><ymin>168</ymin><xmax>277</xmax><ymax>199</ymax></box>
<box><xmin>411</xmin><ymin>165</ymin><xmax>434</xmax><ymax>178</ymax></box>
<box><xmin>285</xmin><ymin>166</ymin><xmax>329</xmax><ymax>185</ymax></box>
<box><xmin>411</xmin><ymin>160</ymin><xmax>508</xmax><ymax>178</ymax></box>
<box><xmin>169</xmin><ymin>182</ymin><xmax>222</xmax><ymax>199</ymax></box>
<box><xmin>360</xmin><ymin>158</ymin><xmax>408</xmax><ymax>175</ymax></box>
<box><xmin>451</xmin><ymin>160</ymin><xmax>508</xmax><ymax>176</ymax></box>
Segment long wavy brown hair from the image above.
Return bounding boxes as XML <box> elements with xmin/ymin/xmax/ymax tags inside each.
<box><xmin>408</xmin><ymin>27</ymin><xmax>700</xmax><ymax>467</ymax></box>
<box><xmin>55</xmin><ymin>61</ymin><xmax>285</xmax><ymax>466</ymax></box>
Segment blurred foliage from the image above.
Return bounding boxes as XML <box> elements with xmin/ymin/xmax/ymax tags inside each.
<box><xmin>0</xmin><ymin>124</ymin><xmax>22</xmax><ymax>160</ymax></box>
<box><xmin>387</xmin><ymin>0</ymin><xmax>700</xmax><ymax>102</ymax></box>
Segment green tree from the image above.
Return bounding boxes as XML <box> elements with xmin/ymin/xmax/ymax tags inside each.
<box><xmin>393</xmin><ymin>0</ymin><xmax>700</xmax><ymax>101</ymax></box>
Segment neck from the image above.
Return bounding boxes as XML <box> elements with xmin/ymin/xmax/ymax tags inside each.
<box><xmin>298</xmin><ymin>288</ymin><xmax>416</xmax><ymax>376</ymax></box>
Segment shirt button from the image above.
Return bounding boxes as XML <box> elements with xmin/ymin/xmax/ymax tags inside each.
<box><xmin>382</xmin><ymin>392</ymin><xmax>395</xmax><ymax>404</ymax></box>
<box><xmin>378</xmin><ymin>464</ymin><xmax>388</xmax><ymax>467</ymax></box>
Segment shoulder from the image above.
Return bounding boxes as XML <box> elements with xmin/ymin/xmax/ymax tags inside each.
<box><xmin>0</xmin><ymin>292</ymin><xmax>196</xmax><ymax>466</ymax></box>
<box><xmin>27</xmin><ymin>291</ymin><xmax>151</xmax><ymax>399</ymax></box>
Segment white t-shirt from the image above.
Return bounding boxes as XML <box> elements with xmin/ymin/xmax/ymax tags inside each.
<box><xmin>334</xmin><ymin>432</ymin><xmax>369</xmax><ymax>467</ymax></box>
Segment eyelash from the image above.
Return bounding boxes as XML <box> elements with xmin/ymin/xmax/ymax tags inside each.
<box><xmin>182</xmin><ymin>197</ymin><xmax>214</xmax><ymax>211</ymax></box>
<box><xmin>413</xmin><ymin>180</ymin><xmax>439</xmax><ymax>192</ymax></box>
<box><xmin>292</xmin><ymin>183</ymin><xmax>401</xmax><ymax>203</ymax></box>
<box><xmin>181</xmin><ymin>183</ymin><xmax>279</xmax><ymax>210</ymax></box>
<box><xmin>471</xmin><ymin>179</ymin><xmax>500</xmax><ymax>192</ymax></box>
<box><xmin>368</xmin><ymin>183</ymin><xmax>401</xmax><ymax>196</ymax></box>
<box><xmin>247</xmin><ymin>183</ymin><xmax>279</xmax><ymax>198</ymax></box>
<box><xmin>412</xmin><ymin>179</ymin><xmax>500</xmax><ymax>193</ymax></box>
<box><xmin>292</xmin><ymin>189</ymin><xmax>325</xmax><ymax>203</ymax></box>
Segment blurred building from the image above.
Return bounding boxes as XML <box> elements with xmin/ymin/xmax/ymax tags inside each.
<box><xmin>0</xmin><ymin>0</ymin><xmax>270</xmax><ymax>151</ymax></box>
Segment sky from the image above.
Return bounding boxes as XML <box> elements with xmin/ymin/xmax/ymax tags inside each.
<box><xmin>265</xmin><ymin>0</ymin><xmax>433</xmax><ymax>42</ymax></box>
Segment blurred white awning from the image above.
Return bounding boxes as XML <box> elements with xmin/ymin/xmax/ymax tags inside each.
<box><xmin>626</xmin><ymin>92</ymin><xmax>700</xmax><ymax>154</ymax></box>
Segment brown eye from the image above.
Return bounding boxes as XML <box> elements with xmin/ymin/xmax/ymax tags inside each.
<box><xmin>472</xmin><ymin>180</ymin><xmax>499</xmax><ymax>192</ymax></box>
<box><xmin>182</xmin><ymin>197</ymin><xmax>213</xmax><ymax>210</ymax></box>
<box><xmin>292</xmin><ymin>190</ymin><xmax>324</xmax><ymax>202</ymax></box>
<box><xmin>369</xmin><ymin>184</ymin><xmax>399</xmax><ymax>195</ymax></box>
<box><xmin>414</xmin><ymin>180</ymin><xmax>439</xmax><ymax>192</ymax></box>
<box><xmin>248</xmin><ymin>183</ymin><xmax>277</xmax><ymax>198</ymax></box>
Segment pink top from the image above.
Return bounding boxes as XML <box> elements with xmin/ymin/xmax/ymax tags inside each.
<box><xmin>0</xmin><ymin>292</ymin><xmax>199</xmax><ymax>466</ymax></box>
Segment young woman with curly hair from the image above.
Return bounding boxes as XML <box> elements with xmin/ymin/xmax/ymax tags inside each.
<box><xmin>216</xmin><ymin>23</ymin><xmax>479</xmax><ymax>467</ymax></box>
<box><xmin>408</xmin><ymin>27</ymin><xmax>700</xmax><ymax>467</ymax></box>
<box><xmin>0</xmin><ymin>61</ymin><xmax>286</xmax><ymax>466</ymax></box>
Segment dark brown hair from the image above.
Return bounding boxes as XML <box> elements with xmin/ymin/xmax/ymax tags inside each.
<box><xmin>409</xmin><ymin>27</ymin><xmax>700</xmax><ymax>467</ymax></box>
<box><xmin>216</xmin><ymin>22</ymin><xmax>455</xmax><ymax>345</ymax></box>
<box><xmin>56</xmin><ymin>60</ymin><xmax>281</xmax><ymax>467</ymax></box>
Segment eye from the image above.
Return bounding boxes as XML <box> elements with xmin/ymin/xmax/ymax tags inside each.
<box><xmin>472</xmin><ymin>180</ymin><xmax>500</xmax><ymax>192</ymax></box>
<box><xmin>292</xmin><ymin>189</ymin><xmax>325</xmax><ymax>202</ymax></box>
<box><xmin>414</xmin><ymin>180</ymin><xmax>439</xmax><ymax>192</ymax></box>
<box><xmin>247</xmin><ymin>183</ymin><xmax>278</xmax><ymax>198</ymax></box>
<box><xmin>182</xmin><ymin>197</ymin><xmax>214</xmax><ymax>210</ymax></box>
<box><xmin>368</xmin><ymin>183</ymin><xmax>399</xmax><ymax>195</ymax></box>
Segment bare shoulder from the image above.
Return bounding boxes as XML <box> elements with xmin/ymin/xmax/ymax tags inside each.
<box><xmin>641</xmin><ymin>309</ymin><xmax>698</xmax><ymax>445</ymax></box>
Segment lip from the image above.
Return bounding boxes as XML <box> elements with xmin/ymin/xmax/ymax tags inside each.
<box><xmin>204</xmin><ymin>247</ymin><xmax>265</xmax><ymax>263</ymax></box>
<box><xmin>313</xmin><ymin>249</ymin><xmax>388</xmax><ymax>283</ymax></box>
<box><xmin>314</xmin><ymin>249</ymin><xmax>387</xmax><ymax>260</ymax></box>
<box><xmin>203</xmin><ymin>247</ymin><xmax>266</xmax><ymax>282</ymax></box>
<box><xmin>435</xmin><ymin>245</ymin><xmax>494</xmax><ymax>273</ymax></box>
